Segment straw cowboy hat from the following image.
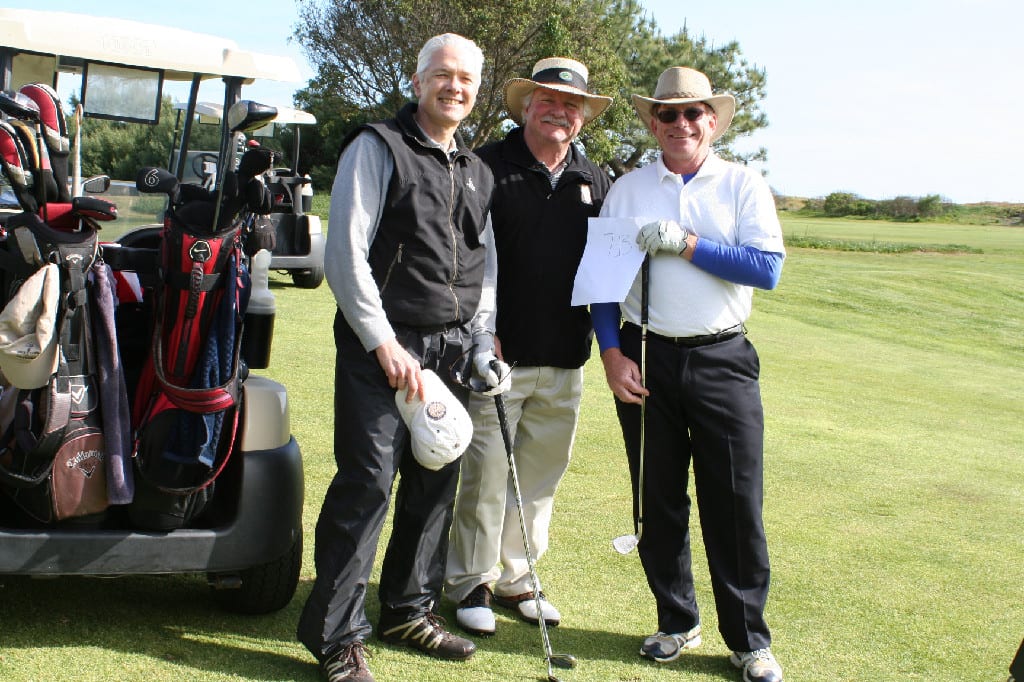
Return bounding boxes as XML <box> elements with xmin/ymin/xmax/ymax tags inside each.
<box><xmin>632</xmin><ymin>67</ymin><xmax>736</xmax><ymax>142</ymax></box>
<box><xmin>504</xmin><ymin>57</ymin><xmax>612</xmax><ymax>126</ymax></box>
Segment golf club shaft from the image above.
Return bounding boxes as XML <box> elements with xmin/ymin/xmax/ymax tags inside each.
<box><xmin>493</xmin><ymin>393</ymin><xmax>558</xmax><ymax>668</ymax></box>
<box><xmin>636</xmin><ymin>255</ymin><xmax>649</xmax><ymax>543</ymax></box>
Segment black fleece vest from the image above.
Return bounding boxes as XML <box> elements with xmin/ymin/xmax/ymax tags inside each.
<box><xmin>347</xmin><ymin>103</ymin><xmax>492</xmax><ymax>328</ymax></box>
<box><xmin>476</xmin><ymin>128</ymin><xmax>611</xmax><ymax>368</ymax></box>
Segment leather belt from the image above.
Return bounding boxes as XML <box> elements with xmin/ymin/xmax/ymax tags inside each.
<box><xmin>624</xmin><ymin>322</ymin><xmax>745</xmax><ymax>348</ymax></box>
<box><xmin>398</xmin><ymin>320</ymin><xmax>466</xmax><ymax>334</ymax></box>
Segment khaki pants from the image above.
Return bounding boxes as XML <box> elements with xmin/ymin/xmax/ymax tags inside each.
<box><xmin>446</xmin><ymin>365</ymin><xmax>583</xmax><ymax>602</ymax></box>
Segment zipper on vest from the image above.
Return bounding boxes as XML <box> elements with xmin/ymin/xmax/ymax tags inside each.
<box><xmin>446</xmin><ymin>160</ymin><xmax>460</xmax><ymax>317</ymax></box>
<box><xmin>380</xmin><ymin>243</ymin><xmax>404</xmax><ymax>295</ymax></box>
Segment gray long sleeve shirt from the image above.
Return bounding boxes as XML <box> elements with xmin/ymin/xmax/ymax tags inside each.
<box><xmin>323</xmin><ymin>129</ymin><xmax>497</xmax><ymax>353</ymax></box>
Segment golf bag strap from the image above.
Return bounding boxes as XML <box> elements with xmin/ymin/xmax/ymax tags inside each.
<box><xmin>164</xmin><ymin>268</ymin><xmax>225</xmax><ymax>294</ymax></box>
<box><xmin>149</xmin><ymin>320</ymin><xmax>241</xmax><ymax>413</ymax></box>
<box><xmin>0</xmin><ymin>355</ymin><xmax>75</xmax><ymax>488</ymax></box>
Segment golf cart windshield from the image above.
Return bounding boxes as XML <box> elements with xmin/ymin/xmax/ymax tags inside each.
<box><xmin>0</xmin><ymin>8</ymin><xmax>303</xmax><ymax>234</ymax></box>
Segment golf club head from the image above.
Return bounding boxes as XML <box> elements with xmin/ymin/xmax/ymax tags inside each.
<box><xmin>0</xmin><ymin>90</ymin><xmax>40</xmax><ymax>122</ymax></box>
<box><xmin>226</xmin><ymin>100</ymin><xmax>278</xmax><ymax>134</ymax></box>
<box><xmin>549</xmin><ymin>653</ymin><xmax>577</xmax><ymax>669</ymax></box>
<box><xmin>611</xmin><ymin>533</ymin><xmax>639</xmax><ymax>555</ymax></box>
<box><xmin>545</xmin><ymin>653</ymin><xmax>577</xmax><ymax>682</ymax></box>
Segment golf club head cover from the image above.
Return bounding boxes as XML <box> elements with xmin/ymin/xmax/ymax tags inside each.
<box><xmin>136</xmin><ymin>166</ymin><xmax>180</xmax><ymax>202</ymax></box>
<box><xmin>8</xmin><ymin>119</ymin><xmax>59</xmax><ymax>204</ymax></box>
<box><xmin>243</xmin><ymin>177</ymin><xmax>272</xmax><ymax>214</ymax></box>
<box><xmin>177</xmin><ymin>183</ymin><xmax>214</xmax><ymax>204</ymax></box>
<box><xmin>0</xmin><ymin>119</ymin><xmax>37</xmax><ymax>212</ymax></box>
<box><xmin>71</xmin><ymin>196</ymin><xmax>118</xmax><ymax>221</ymax></box>
<box><xmin>236</xmin><ymin>147</ymin><xmax>273</xmax><ymax>182</ymax></box>
<box><xmin>19</xmin><ymin>83</ymin><xmax>71</xmax><ymax>203</ymax></box>
<box><xmin>171</xmin><ymin>197</ymin><xmax>216</xmax><ymax>235</ymax></box>
<box><xmin>217</xmin><ymin>172</ymin><xmax>243</xmax><ymax>227</ymax></box>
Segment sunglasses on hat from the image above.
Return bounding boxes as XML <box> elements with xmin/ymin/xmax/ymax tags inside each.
<box><xmin>655</xmin><ymin>106</ymin><xmax>707</xmax><ymax>124</ymax></box>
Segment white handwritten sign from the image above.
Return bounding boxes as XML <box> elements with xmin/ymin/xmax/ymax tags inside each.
<box><xmin>571</xmin><ymin>217</ymin><xmax>648</xmax><ymax>305</ymax></box>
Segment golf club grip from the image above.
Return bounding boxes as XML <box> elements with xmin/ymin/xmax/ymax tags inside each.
<box><xmin>640</xmin><ymin>254</ymin><xmax>650</xmax><ymax>326</ymax></box>
<box><xmin>493</xmin><ymin>394</ymin><xmax>513</xmax><ymax>456</ymax></box>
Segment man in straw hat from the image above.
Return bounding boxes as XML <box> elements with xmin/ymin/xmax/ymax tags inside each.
<box><xmin>590</xmin><ymin>67</ymin><xmax>786</xmax><ymax>681</ymax></box>
<box><xmin>445</xmin><ymin>57</ymin><xmax>612</xmax><ymax>637</ymax></box>
<box><xmin>297</xmin><ymin>33</ymin><xmax>506</xmax><ymax>682</ymax></box>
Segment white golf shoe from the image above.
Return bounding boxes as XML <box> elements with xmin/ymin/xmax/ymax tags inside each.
<box><xmin>493</xmin><ymin>590</ymin><xmax>561</xmax><ymax>626</ymax></box>
<box><xmin>455</xmin><ymin>583</ymin><xmax>496</xmax><ymax>636</ymax></box>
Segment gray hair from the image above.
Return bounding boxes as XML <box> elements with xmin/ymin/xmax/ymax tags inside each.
<box><xmin>416</xmin><ymin>33</ymin><xmax>484</xmax><ymax>80</ymax></box>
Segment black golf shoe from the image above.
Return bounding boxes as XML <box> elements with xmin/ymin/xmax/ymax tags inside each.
<box><xmin>321</xmin><ymin>641</ymin><xmax>375</xmax><ymax>682</ymax></box>
<box><xmin>378</xmin><ymin>611</ymin><xmax>476</xmax><ymax>660</ymax></box>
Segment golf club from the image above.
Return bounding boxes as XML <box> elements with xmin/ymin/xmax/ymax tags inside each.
<box><xmin>449</xmin><ymin>354</ymin><xmax>577</xmax><ymax>681</ymax></box>
<box><xmin>492</xmin><ymin>388</ymin><xmax>578</xmax><ymax>682</ymax></box>
<box><xmin>0</xmin><ymin>90</ymin><xmax>52</xmax><ymax>217</ymax></box>
<box><xmin>210</xmin><ymin>100</ymin><xmax>277</xmax><ymax>230</ymax></box>
<box><xmin>612</xmin><ymin>254</ymin><xmax>650</xmax><ymax>555</ymax></box>
<box><xmin>72</xmin><ymin>103</ymin><xmax>83</xmax><ymax>197</ymax></box>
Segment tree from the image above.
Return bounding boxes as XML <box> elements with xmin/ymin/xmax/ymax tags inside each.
<box><xmin>291</xmin><ymin>0</ymin><xmax>770</xmax><ymax>183</ymax></box>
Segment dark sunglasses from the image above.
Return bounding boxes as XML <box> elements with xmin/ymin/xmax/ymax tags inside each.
<box><xmin>655</xmin><ymin>106</ymin><xmax>706</xmax><ymax>124</ymax></box>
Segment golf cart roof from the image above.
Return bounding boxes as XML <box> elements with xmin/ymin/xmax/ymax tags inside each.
<box><xmin>0</xmin><ymin>8</ymin><xmax>301</xmax><ymax>83</ymax></box>
<box><xmin>175</xmin><ymin>101</ymin><xmax>317</xmax><ymax>126</ymax></box>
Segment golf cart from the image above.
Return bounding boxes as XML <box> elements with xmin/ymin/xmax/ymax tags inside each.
<box><xmin>170</xmin><ymin>101</ymin><xmax>325</xmax><ymax>289</ymax></box>
<box><xmin>0</xmin><ymin>9</ymin><xmax>304</xmax><ymax>615</ymax></box>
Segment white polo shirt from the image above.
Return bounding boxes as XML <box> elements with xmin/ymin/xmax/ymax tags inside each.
<box><xmin>600</xmin><ymin>153</ymin><xmax>785</xmax><ymax>337</ymax></box>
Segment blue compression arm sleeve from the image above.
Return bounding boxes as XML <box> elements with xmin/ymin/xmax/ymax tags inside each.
<box><xmin>691</xmin><ymin>240</ymin><xmax>784</xmax><ymax>289</ymax></box>
<box><xmin>591</xmin><ymin>302</ymin><xmax>622</xmax><ymax>352</ymax></box>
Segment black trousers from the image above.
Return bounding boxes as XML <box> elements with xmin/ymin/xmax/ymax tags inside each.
<box><xmin>297</xmin><ymin>310</ymin><xmax>471</xmax><ymax>661</ymax></box>
<box><xmin>614</xmin><ymin>323</ymin><xmax>772</xmax><ymax>652</ymax></box>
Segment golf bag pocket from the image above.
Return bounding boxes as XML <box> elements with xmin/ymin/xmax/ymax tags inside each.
<box><xmin>0</xmin><ymin>374</ymin><xmax>109</xmax><ymax>524</ymax></box>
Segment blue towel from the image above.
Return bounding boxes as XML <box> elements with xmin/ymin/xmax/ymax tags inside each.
<box><xmin>168</xmin><ymin>253</ymin><xmax>247</xmax><ymax>469</ymax></box>
<box><xmin>90</xmin><ymin>261</ymin><xmax>133</xmax><ymax>503</ymax></box>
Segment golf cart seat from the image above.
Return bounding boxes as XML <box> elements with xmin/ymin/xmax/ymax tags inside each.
<box><xmin>267</xmin><ymin>171</ymin><xmax>311</xmax><ymax>212</ymax></box>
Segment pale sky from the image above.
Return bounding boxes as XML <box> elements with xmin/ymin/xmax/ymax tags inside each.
<box><xmin>10</xmin><ymin>0</ymin><xmax>1022</xmax><ymax>203</ymax></box>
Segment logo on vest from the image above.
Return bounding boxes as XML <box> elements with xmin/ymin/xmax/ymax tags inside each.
<box><xmin>466</xmin><ymin>177</ymin><xmax>476</xmax><ymax>192</ymax></box>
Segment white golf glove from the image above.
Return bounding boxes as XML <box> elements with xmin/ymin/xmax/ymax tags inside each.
<box><xmin>636</xmin><ymin>219</ymin><xmax>688</xmax><ymax>255</ymax></box>
<box><xmin>473</xmin><ymin>350</ymin><xmax>512</xmax><ymax>396</ymax></box>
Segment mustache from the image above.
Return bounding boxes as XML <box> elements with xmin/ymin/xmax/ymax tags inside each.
<box><xmin>540</xmin><ymin>115</ymin><xmax>570</xmax><ymax>128</ymax></box>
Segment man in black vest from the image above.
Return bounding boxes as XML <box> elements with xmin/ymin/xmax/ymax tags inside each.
<box><xmin>445</xmin><ymin>57</ymin><xmax>613</xmax><ymax>636</ymax></box>
<box><xmin>297</xmin><ymin>33</ymin><xmax>503</xmax><ymax>682</ymax></box>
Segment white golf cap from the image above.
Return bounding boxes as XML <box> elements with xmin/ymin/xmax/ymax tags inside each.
<box><xmin>394</xmin><ymin>369</ymin><xmax>472</xmax><ymax>471</ymax></box>
<box><xmin>0</xmin><ymin>263</ymin><xmax>61</xmax><ymax>389</ymax></box>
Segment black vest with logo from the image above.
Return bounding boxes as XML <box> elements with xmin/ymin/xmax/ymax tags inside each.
<box><xmin>346</xmin><ymin>103</ymin><xmax>492</xmax><ymax>329</ymax></box>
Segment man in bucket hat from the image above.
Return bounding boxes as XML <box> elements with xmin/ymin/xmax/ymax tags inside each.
<box><xmin>445</xmin><ymin>57</ymin><xmax>612</xmax><ymax>637</ymax></box>
<box><xmin>591</xmin><ymin>67</ymin><xmax>786</xmax><ymax>681</ymax></box>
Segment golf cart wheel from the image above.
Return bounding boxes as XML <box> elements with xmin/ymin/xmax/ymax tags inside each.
<box><xmin>292</xmin><ymin>266</ymin><xmax>324</xmax><ymax>289</ymax></box>
<box><xmin>210</xmin><ymin>535</ymin><xmax>302</xmax><ymax>614</ymax></box>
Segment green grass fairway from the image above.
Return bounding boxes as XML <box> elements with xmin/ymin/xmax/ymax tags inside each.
<box><xmin>1</xmin><ymin>215</ymin><xmax>1021</xmax><ymax>682</ymax></box>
